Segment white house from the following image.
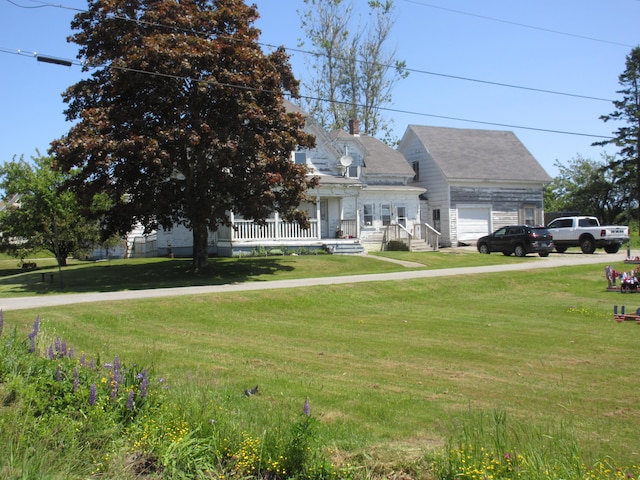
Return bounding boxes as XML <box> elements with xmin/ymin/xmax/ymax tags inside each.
<box><xmin>398</xmin><ymin>125</ymin><xmax>552</xmax><ymax>247</ymax></box>
<box><xmin>152</xmin><ymin>102</ymin><xmax>428</xmax><ymax>257</ymax></box>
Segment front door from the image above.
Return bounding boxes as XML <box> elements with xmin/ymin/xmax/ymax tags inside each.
<box><xmin>320</xmin><ymin>200</ymin><xmax>329</xmax><ymax>238</ymax></box>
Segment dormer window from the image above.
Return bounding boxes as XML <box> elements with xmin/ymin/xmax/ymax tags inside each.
<box><xmin>294</xmin><ymin>151</ymin><xmax>307</xmax><ymax>165</ymax></box>
<box><xmin>346</xmin><ymin>165</ymin><xmax>359</xmax><ymax>178</ymax></box>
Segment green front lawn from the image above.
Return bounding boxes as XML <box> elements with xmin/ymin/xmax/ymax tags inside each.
<box><xmin>2</xmin><ymin>252</ymin><xmax>638</xmax><ymax>478</ymax></box>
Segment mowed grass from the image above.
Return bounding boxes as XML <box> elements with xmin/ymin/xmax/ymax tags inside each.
<box><xmin>0</xmin><ymin>248</ymin><xmax>529</xmax><ymax>297</ymax></box>
<box><xmin>4</xmin><ymin>250</ymin><xmax>639</xmax><ymax>468</ymax></box>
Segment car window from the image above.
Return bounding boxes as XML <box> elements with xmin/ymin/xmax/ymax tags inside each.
<box><xmin>509</xmin><ymin>227</ymin><xmax>523</xmax><ymax>235</ymax></box>
<box><xmin>494</xmin><ymin>228</ymin><xmax>507</xmax><ymax>237</ymax></box>
<box><xmin>578</xmin><ymin>218</ymin><xmax>599</xmax><ymax>227</ymax></box>
<box><xmin>548</xmin><ymin>218</ymin><xmax>572</xmax><ymax>228</ymax></box>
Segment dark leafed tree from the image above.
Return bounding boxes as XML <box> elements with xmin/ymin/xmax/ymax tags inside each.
<box><xmin>594</xmin><ymin>46</ymin><xmax>640</xmax><ymax>232</ymax></box>
<box><xmin>51</xmin><ymin>0</ymin><xmax>317</xmax><ymax>271</ymax></box>
<box><xmin>299</xmin><ymin>0</ymin><xmax>407</xmax><ymax>141</ymax></box>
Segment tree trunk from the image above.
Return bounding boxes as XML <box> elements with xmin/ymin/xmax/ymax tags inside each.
<box><xmin>192</xmin><ymin>224</ymin><xmax>209</xmax><ymax>272</ymax></box>
<box><xmin>56</xmin><ymin>255</ymin><xmax>67</xmax><ymax>267</ymax></box>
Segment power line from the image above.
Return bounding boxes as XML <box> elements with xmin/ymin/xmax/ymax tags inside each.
<box><xmin>1</xmin><ymin>45</ymin><xmax>611</xmax><ymax>139</ymax></box>
<box><xmin>6</xmin><ymin>0</ymin><xmax>617</xmax><ymax>103</ymax></box>
<box><xmin>0</xmin><ymin>1</ymin><xmax>617</xmax><ymax>140</ymax></box>
<box><xmin>400</xmin><ymin>0</ymin><xmax>636</xmax><ymax>48</ymax></box>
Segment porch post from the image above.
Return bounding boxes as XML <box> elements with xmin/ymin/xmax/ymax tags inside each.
<box><xmin>230</xmin><ymin>211</ymin><xmax>235</xmax><ymax>240</ymax></box>
<box><xmin>355</xmin><ymin>198</ymin><xmax>360</xmax><ymax>239</ymax></box>
<box><xmin>316</xmin><ymin>197</ymin><xmax>321</xmax><ymax>240</ymax></box>
<box><xmin>274</xmin><ymin>212</ymin><xmax>280</xmax><ymax>240</ymax></box>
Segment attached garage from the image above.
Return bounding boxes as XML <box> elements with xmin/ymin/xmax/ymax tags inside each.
<box><xmin>457</xmin><ymin>207</ymin><xmax>490</xmax><ymax>243</ymax></box>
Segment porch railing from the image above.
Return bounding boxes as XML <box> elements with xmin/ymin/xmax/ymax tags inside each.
<box><xmin>232</xmin><ymin>218</ymin><xmax>319</xmax><ymax>241</ymax></box>
<box><xmin>385</xmin><ymin>223</ymin><xmax>414</xmax><ymax>249</ymax></box>
<box><xmin>416</xmin><ymin>223</ymin><xmax>441</xmax><ymax>251</ymax></box>
<box><xmin>337</xmin><ymin>219</ymin><xmax>358</xmax><ymax>238</ymax></box>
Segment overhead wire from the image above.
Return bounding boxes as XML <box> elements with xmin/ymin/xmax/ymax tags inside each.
<box><xmin>1</xmin><ymin>0</ymin><xmax>623</xmax><ymax>139</ymax></box>
<box><xmin>400</xmin><ymin>0</ymin><xmax>635</xmax><ymax>48</ymax></box>
<box><xmin>4</xmin><ymin>0</ymin><xmax>620</xmax><ymax>103</ymax></box>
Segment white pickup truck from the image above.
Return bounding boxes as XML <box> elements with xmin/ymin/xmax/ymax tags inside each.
<box><xmin>545</xmin><ymin>216</ymin><xmax>629</xmax><ymax>254</ymax></box>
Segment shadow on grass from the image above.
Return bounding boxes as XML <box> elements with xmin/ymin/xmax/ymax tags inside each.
<box><xmin>0</xmin><ymin>257</ymin><xmax>295</xmax><ymax>296</ymax></box>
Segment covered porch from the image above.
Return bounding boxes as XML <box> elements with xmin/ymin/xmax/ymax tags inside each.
<box><xmin>218</xmin><ymin>178</ymin><xmax>364</xmax><ymax>256</ymax></box>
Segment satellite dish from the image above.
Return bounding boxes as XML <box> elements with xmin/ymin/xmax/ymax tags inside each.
<box><xmin>339</xmin><ymin>154</ymin><xmax>353</xmax><ymax>167</ymax></box>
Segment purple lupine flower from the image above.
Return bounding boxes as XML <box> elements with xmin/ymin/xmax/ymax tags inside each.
<box><xmin>89</xmin><ymin>383</ymin><xmax>97</xmax><ymax>406</ymax></box>
<box><xmin>55</xmin><ymin>337</ymin><xmax>62</xmax><ymax>356</ymax></box>
<box><xmin>88</xmin><ymin>358</ymin><xmax>95</xmax><ymax>369</ymax></box>
<box><xmin>126</xmin><ymin>390</ymin><xmax>135</xmax><ymax>410</ymax></box>
<box><xmin>47</xmin><ymin>344</ymin><xmax>55</xmax><ymax>360</ymax></box>
<box><xmin>73</xmin><ymin>367</ymin><xmax>79</xmax><ymax>393</ymax></box>
<box><xmin>27</xmin><ymin>316</ymin><xmax>40</xmax><ymax>353</ymax></box>
<box><xmin>139</xmin><ymin>369</ymin><xmax>148</xmax><ymax>398</ymax></box>
<box><xmin>303</xmin><ymin>397</ymin><xmax>311</xmax><ymax>416</ymax></box>
<box><xmin>31</xmin><ymin>316</ymin><xmax>40</xmax><ymax>336</ymax></box>
<box><xmin>68</xmin><ymin>346</ymin><xmax>74</xmax><ymax>358</ymax></box>
<box><xmin>55</xmin><ymin>365</ymin><xmax>62</xmax><ymax>382</ymax></box>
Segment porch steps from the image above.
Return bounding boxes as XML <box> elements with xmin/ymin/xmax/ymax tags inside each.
<box><xmin>323</xmin><ymin>242</ymin><xmax>366</xmax><ymax>255</ymax></box>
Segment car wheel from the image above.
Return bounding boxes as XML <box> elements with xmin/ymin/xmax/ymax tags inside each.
<box><xmin>604</xmin><ymin>244</ymin><xmax>620</xmax><ymax>254</ymax></box>
<box><xmin>580</xmin><ymin>235</ymin><xmax>596</xmax><ymax>254</ymax></box>
<box><xmin>555</xmin><ymin>247</ymin><xmax>567</xmax><ymax>253</ymax></box>
<box><xmin>478</xmin><ymin>243</ymin><xmax>490</xmax><ymax>254</ymax></box>
<box><xmin>539</xmin><ymin>252</ymin><xmax>549</xmax><ymax>257</ymax></box>
<box><xmin>514</xmin><ymin>245</ymin><xmax>526</xmax><ymax>257</ymax></box>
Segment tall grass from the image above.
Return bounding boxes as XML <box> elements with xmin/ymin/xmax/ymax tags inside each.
<box><xmin>3</xmin><ymin>253</ymin><xmax>640</xmax><ymax>478</ymax></box>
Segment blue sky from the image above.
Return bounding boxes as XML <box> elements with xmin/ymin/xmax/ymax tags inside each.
<box><xmin>1</xmin><ymin>0</ymin><xmax>639</xmax><ymax>178</ymax></box>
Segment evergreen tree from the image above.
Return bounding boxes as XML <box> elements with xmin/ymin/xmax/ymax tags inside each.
<box><xmin>594</xmin><ymin>46</ymin><xmax>640</xmax><ymax>231</ymax></box>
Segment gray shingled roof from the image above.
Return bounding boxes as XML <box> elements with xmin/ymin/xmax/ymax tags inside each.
<box><xmin>407</xmin><ymin>125</ymin><xmax>552</xmax><ymax>183</ymax></box>
<box><xmin>330</xmin><ymin>130</ymin><xmax>416</xmax><ymax>177</ymax></box>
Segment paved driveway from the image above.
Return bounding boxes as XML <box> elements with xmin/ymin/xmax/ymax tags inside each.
<box><xmin>3</xmin><ymin>251</ymin><xmax>616</xmax><ymax>312</ymax></box>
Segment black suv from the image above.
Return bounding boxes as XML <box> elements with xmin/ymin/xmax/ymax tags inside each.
<box><xmin>477</xmin><ymin>225</ymin><xmax>554</xmax><ymax>257</ymax></box>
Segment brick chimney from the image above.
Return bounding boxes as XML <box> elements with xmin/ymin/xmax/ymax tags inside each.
<box><xmin>348</xmin><ymin>119</ymin><xmax>360</xmax><ymax>136</ymax></box>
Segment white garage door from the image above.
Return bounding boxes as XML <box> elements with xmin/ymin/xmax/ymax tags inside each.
<box><xmin>457</xmin><ymin>207</ymin><xmax>490</xmax><ymax>242</ymax></box>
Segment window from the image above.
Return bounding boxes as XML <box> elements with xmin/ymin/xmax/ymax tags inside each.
<box><xmin>524</xmin><ymin>206</ymin><xmax>535</xmax><ymax>225</ymax></box>
<box><xmin>549</xmin><ymin>218</ymin><xmax>572</xmax><ymax>228</ymax></box>
<box><xmin>432</xmin><ymin>209</ymin><xmax>441</xmax><ymax>231</ymax></box>
<box><xmin>363</xmin><ymin>204</ymin><xmax>374</xmax><ymax>225</ymax></box>
<box><xmin>294</xmin><ymin>152</ymin><xmax>306</xmax><ymax>165</ymax></box>
<box><xmin>381</xmin><ymin>204</ymin><xmax>391</xmax><ymax>226</ymax></box>
<box><xmin>579</xmin><ymin>217</ymin><xmax>598</xmax><ymax>227</ymax></box>
<box><xmin>412</xmin><ymin>161</ymin><xmax>420</xmax><ymax>181</ymax></box>
<box><xmin>346</xmin><ymin>165</ymin><xmax>359</xmax><ymax>177</ymax></box>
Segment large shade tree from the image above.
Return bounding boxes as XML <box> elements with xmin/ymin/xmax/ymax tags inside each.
<box><xmin>594</xmin><ymin>46</ymin><xmax>640</xmax><ymax>232</ymax></box>
<box><xmin>51</xmin><ymin>0</ymin><xmax>317</xmax><ymax>271</ymax></box>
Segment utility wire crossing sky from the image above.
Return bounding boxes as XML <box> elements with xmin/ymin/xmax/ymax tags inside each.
<box><xmin>1</xmin><ymin>0</ymin><xmax>638</xmax><ymax>177</ymax></box>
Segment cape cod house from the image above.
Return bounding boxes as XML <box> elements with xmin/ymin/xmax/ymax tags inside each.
<box><xmin>399</xmin><ymin>125</ymin><xmax>552</xmax><ymax>247</ymax></box>
<box><xmin>147</xmin><ymin>102</ymin><xmax>427</xmax><ymax>258</ymax></box>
